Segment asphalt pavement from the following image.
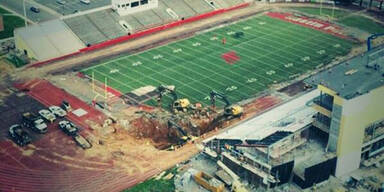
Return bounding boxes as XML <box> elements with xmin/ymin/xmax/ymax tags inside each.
<box><xmin>0</xmin><ymin>0</ymin><xmax>59</xmax><ymax>23</ymax></box>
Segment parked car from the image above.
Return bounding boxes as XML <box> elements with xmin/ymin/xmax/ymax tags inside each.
<box><xmin>30</xmin><ymin>6</ymin><xmax>40</xmax><ymax>13</ymax></box>
<box><xmin>22</xmin><ymin>112</ymin><xmax>48</xmax><ymax>134</ymax></box>
<box><xmin>73</xmin><ymin>134</ymin><xmax>92</xmax><ymax>149</ymax></box>
<box><xmin>38</xmin><ymin>109</ymin><xmax>56</xmax><ymax>123</ymax></box>
<box><xmin>56</xmin><ymin>0</ymin><xmax>66</xmax><ymax>5</ymax></box>
<box><xmin>80</xmin><ymin>0</ymin><xmax>90</xmax><ymax>5</ymax></box>
<box><xmin>9</xmin><ymin>124</ymin><xmax>32</xmax><ymax>146</ymax></box>
<box><xmin>58</xmin><ymin>120</ymin><xmax>78</xmax><ymax>136</ymax></box>
<box><xmin>49</xmin><ymin>105</ymin><xmax>67</xmax><ymax>118</ymax></box>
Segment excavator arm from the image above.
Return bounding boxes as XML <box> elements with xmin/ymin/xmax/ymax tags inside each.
<box><xmin>210</xmin><ymin>90</ymin><xmax>243</xmax><ymax>117</ymax></box>
<box><xmin>210</xmin><ymin>90</ymin><xmax>231</xmax><ymax>109</ymax></box>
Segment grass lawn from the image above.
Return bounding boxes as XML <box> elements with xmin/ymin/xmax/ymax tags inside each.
<box><xmin>0</xmin><ymin>7</ymin><xmax>10</xmax><ymax>14</ymax></box>
<box><xmin>339</xmin><ymin>15</ymin><xmax>384</xmax><ymax>34</ymax></box>
<box><xmin>292</xmin><ymin>7</ymin><xmax>384</xmax><ymax>34</ymax></box>
<box><xmin>0</xmin><ymin>15</ymin><xmax>25</xmax><ymax>39</ymax></box>
<box><xmin>82</xmin><ymin>13</ymin><xmax>353</xmax><ymax>108</ymax></box>
<box><xmin>123</xmin><ymin>167</ymin><xmax>177</xmax><ymax>192</ymax></box>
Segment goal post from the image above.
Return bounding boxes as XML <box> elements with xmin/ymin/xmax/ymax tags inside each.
<box><xmin>319</xmin><ymin>0</ymin><xmax>336</xmax><ymax>20</ymax></box>
<box><xmin>91</xmin><ymin>71</ymin><xmax>109</xmax><ymax>108</ymax></box>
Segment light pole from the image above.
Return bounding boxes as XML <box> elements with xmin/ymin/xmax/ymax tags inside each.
<box><xmin>23</xmin><ymin>0</ymin><xmax>28</xmax><ymax>27</ymax></box>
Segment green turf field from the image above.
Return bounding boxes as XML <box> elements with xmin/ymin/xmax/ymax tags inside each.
<box><xmin>292</xmin><ymin>7</ymin><xmax>348</xmax><ymax>18</ymax></box>
<box><xmin>292</xmin><ymin>7</ymin><xmax>384</xmax><ymax>34</ymax></box>
<box><xmin>82</xmin><ymin>14</ymin><xmax>353</xmax><ymax>107</ymax></box>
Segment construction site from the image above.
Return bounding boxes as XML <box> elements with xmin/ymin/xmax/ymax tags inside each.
<box><xmin>0</xmin><ymin>0</ymin><xmax>384</xmax><ymax>191</ymax></box>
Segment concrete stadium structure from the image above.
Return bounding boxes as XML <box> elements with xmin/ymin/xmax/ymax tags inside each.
<box><xmin>202</xmin><ymin>45</ymin><xmax>384</xmax><ymax>189</ymax></box>
<box><xmin>307</xmin><ymin>45</ymin><xmax>384</xmax><ymax>177</ymax></box>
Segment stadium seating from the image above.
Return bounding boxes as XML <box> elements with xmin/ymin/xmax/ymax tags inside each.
<box><xmin>64</xmin><ymin>0</ymin><xmax>246</xmax><ymax>46</ymax></box>
<box><xmin>132</xmin><ymin>10</ymin><xmax>164</xmax><ymax>27</ymax></box>
<box><xmin>183</xmin><ymin>0</ymin><xmax>214</xmax><ymax>14</ymax></box>
<box><xmin>64</xmin><ymin>15</ymin><xmax>108</xmax><ymax>46</ymax></box>
<box><xmin>87</xmin><ymin>10</ymin><xmax>126</xmax><ymax>40</ymax></box>
<box><xmin>161</xmin><ymin>0</ymin><xmax>197</xmax><ymax>19</ymax></box>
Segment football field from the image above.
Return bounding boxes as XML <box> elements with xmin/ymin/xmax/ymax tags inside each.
<box><xmin>81</xmin><ymin>13</ymin><xmax>353</xmax><ymax>107</ymax></box>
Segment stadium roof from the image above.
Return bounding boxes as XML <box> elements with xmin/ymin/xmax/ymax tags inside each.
<box><xmin>14</xmin><ymin>20</ymin><xmax>85</xmax><ymax>61</ymax></box>
<box><xmin>305</xmin><ymin>45</ymin><xmax>384</xmax><ymax>100</ymax></box>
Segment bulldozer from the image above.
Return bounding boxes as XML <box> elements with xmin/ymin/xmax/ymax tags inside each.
<box><xmin>157</xmin><ymin>85</ymin><xmax>193</xmax><ymax>113</ymax></box>
<box><xmin>210</xmin><ymin>90</ymin><xmax>243</xmax><ymax>118</ymax></box>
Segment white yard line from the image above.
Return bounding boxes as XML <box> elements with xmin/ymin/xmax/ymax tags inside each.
<box><xmin>85</xmin><ymin>14</ymin><xmax>352</xmax><ymax>101</ymax></box>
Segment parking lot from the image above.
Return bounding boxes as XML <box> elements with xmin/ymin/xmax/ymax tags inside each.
<box><xmin>0</xmin><ymin>0</ymin><xmax>58</xmax><ymax>23</ymax></box>
<box><xmin>0</xmin><ymin>89</ymin><xmax>84</xmax><ymax>144</ymax></box>
<box><xmin>0</xmin><ymin>91</ymin><xmax>46</xmax><ymax>141</ymax></box>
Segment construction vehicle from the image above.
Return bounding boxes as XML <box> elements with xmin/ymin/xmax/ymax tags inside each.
<box><xmin>157</xmin><ymin>85</ymin><xmax>193</xmax><ymax>113</ymax></box>
<box><xmin>194</xmin><ymin>171</ymin><xmax>225</xmax><ymax>192</ymax></box>
<box><xmin>167</xmin><ymin>120</ymin><xmax>196</xmax><ymax>145</ymax></box>
<box><xmin>210</xmin><ymin>90</ymin><xmax>243</xmax><ymax>118</ymax></box>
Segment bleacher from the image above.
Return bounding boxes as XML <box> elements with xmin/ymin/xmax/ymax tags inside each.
<box><xmin>133</xmin><ymin>10</ymin><xmax>164</xmax><ymax>27</ymax></box>
<box><xmin>64</xmin><ymin>0</ymin><xmax>246</xmax><ymax>46</ymax></box>
<box><xmin>64</xmin><ymin>15</ymin><xmax>108</xmax><ymax>46</ymax></box>
<box><xmin>184</xmin><ymin>0</ymin><xmax>214</xmax><ymax>13</ymax></box>
<box><xmin>115</xmin><ymin>14</ymin><xmax>145</xmax><ymax>32</ymax></box>
<box><xmin>87</xmin><ymin>10</ymin><xmax>126</xmax><ymax>40</ymax></box>
<box><xmin>162</xmin><ymin>0</ymin><xmax>197</xmax><ymax>19</ymax></box>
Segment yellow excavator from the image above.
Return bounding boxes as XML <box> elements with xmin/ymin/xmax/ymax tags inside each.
<box><xmin>157</xmin><ymin>85</ymin><xmax>192</xmax><ymax>113</ymax></box>
<box><xmin>167</xmin><ymin>120</ymin><xmax>197</xmax><ymax>145</ymax></box>
<box><xmin>210</xmin><ymin>90</ymin><xmax>243</xmax><ymax>118</ymax></box>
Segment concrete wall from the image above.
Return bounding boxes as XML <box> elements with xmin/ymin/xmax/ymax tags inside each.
<box><xmin>335</xmin><ymin>85</ymin><xmax>384</xmax><ymax>176</ymax></box>
<box><xmin>14</xmin><ymin>31</ymin><xmax>37</xmax><ymax>60</ymax></box>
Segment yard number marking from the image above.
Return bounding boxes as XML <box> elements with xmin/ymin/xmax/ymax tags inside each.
<box><xmin>246</xmin><ymin>78</ymin><xmax>257</xmax><ymax>83</ymax></box>
<box><xmin>301</xmin><ymin>56</ymin><xmax>311</xmax><ymax>61</ymax></box>
<box><xmin>226</xmin><ymin>85</ymin><xmax>238</xmax><ymax>92</ymax></box>
<box><xmin>243</xmin><ymin>26</ymin><xmax>252</xmax><ymax>30</ymax></box>
<box><xmin>210</xmin><ymin>36</ymin><xmax>219</xmax><ymax>41</ymax></box>
<box><xmin>226</xmin><ymin>31</ymin><xmax>235</xmax><ymax>35</ymax></box>
<box><xmin>334</xmin><ymin>44</ymin><xmax>341</xmax><ymax>48</ymax></box>
<box><xmin>317</xmin><ymin>50</ymin><xmax>326</xmax><ymax>55</ymax></box>
<box><xmin>266</xmin><ymin>70</ymin><xmax>276</xmax><ymax>75</ymax></box>
<box><xmin>132</xmin><ymin>61</ymin><xmax>142</xmax><ymax>66</ymax></box>
<box><xmin>173</xmin><ymin>48</ymin><xmax>182</xmax><ymax>53</ymax></box>
<box><xmin>258</xmin><ymin>22</ymin><xmax>266</xmax><ymax>25</ymax></box>
<box><xmin>110</xmin><ymin>69</ymin><xmax>119</xmax><ymax>74</ymax></box>
<box><xmin>284</xmin><ymin>63</ymin><xmax>294</xmax><ymax>68</ymax></box>
<box><xmin>153</xmin><ymin>54</ymin><xmax>163</xmax><ymax>60</ymax></box>
<box><xmin>192</xmin><ymin>42</ymin><xmax>201</xmax><ymax>47</ymax></box>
